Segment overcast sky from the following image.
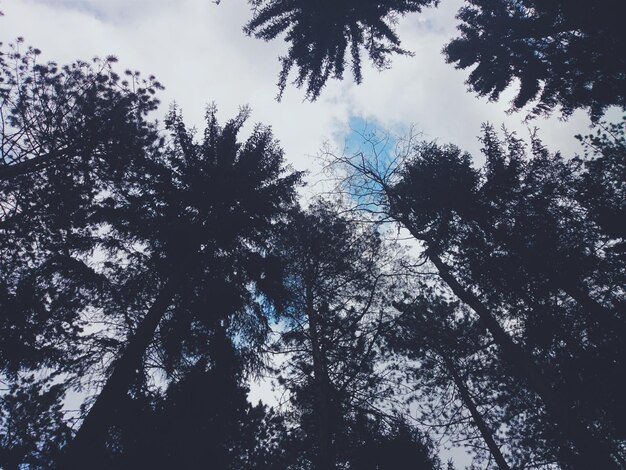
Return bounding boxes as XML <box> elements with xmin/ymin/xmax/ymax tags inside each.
<box><xmin>1</xmin><ymin>0</ymin><xmax>608</xmax><ymax>466</ymax></box>
<box><xmin>3</xmin><ymin>0</ymin><xmax>599</xmax><ymax>177</ymax></box>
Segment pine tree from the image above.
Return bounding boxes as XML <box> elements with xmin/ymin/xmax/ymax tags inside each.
<box><xmin>269</xmin><ymin>200</ymin><xmax>440</xmax><ymax>469</ymax></box>
<box><xmin>331</xmin><ymin>125</ymin><xmax>625</xmax><ymax>468</ymax></box>
<box><xmin>444</xmin><ymin>0</ymin><xmax>626</xmax><ymax>119</ymax></box>
<box><xmin>57</xmin><ymin>105</ymin><xmax>302</xmax><ymax>468</ymax></box>
<box><xmin>244</xmin><ymin>0</ymin><xmax>437</xmax><ymax>100</ymax></box>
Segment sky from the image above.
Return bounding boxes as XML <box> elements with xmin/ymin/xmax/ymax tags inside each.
<box><xmin>0</xmin><ymin>0</ymin><xmax>609</xmax><ymax>466</ymax></box>
<box><xmin>2</xmin><ymin>0</ymin><xmax>600</xmax><ymax>182</ymax></box>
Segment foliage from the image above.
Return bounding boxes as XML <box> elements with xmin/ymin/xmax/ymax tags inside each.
<box><xmin>0</xmin><ymin>40</ymin><xmax>162</xmax><ymax>379</ymax></box>
<box><xmin>101</xmin><ymin>330</ymin><xmax>291</xmax><ymax>470</ymax></box>
<box><xmin>331</xmin><ymin>122</ymin><xmax>626</xmax><ymax>468</ymax></box>
<box><xmin>268</xmin><ymin>200</ymin><xmax>440</xmax><ymax>469</ymax></box>
<box><xmin>244</xmin><ymin>0</ymin><xmax>437</xmax><ymax>100</ymax></box>
<box><xmin>0</xmin><ymin>377</ymin><xmax>71</xmax><ymax>470</ymax></box>
<box><xmin>444</xmin><ymin>0</ymin><xmax>626</xmax><ymax>119</ymax></box>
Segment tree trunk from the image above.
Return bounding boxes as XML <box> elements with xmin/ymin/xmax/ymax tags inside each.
<box><xmin>425</xmin><ymin>248</ymin><xmax>618</xmax><ymax>470</ymax></box>
<box><xmin>0</xmin><ymin>147</ymin><xmax>69</xmax><ymax>180</ymax></box>
<box><xmin>305</xmin><ymin>286</ymin><xmax>335</xmax><ymax>470</ymax></box>
<box><xmin>58</xmin><ymin>280</ymin><xmax>176</xmax><ymax>470</ymax></box>
<box><xmin>439</xmin><ymin>352</ymin><xmax>511</xmax><ymax>470</ymax></box>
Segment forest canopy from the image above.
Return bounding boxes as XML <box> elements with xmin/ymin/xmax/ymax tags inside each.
<box><xmin>244</xmin><ymin>0</ymin><xmax>625</xmax><ymax>119</ymax></box>
<box><xmin>0</xmin><ymin>2</ymin><xmax>624</xmax><ymax>470</ymax></box>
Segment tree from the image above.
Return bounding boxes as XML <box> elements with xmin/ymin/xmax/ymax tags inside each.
<box><xmin>0</xmin><ymin>40</ymin><xmax>162</xmax><ymax>380</ymax></box>
<box><xmin>100</xmin><ymin>327</ymin><xmax>291</xmax><ymax>470</ymax></box>
<box><xmin>330</xmin><ymin>125</ymin><xmax>625</xmax><ymax>468</ymax></box>
<box><xmin>268</xmin><ymin>200</ymin><xmax>440</xmax><ymax>469</ymax></box>
<box><xmin>0</xmin><ymin>377</ymin><xmax>71</xmax><ymax>470</ymax></box>
<box><xmin>389</xmin><ymin>295</ymin><xmax>513</xmax><ymax>470</ymax></box>
<box><xmin>444</xmin><ymin>0</ymin><xmax>626</xmax><ymax>119</ymax></box>
<box><xmin>241</xmin><ymin>0</ymin><xmax>625</xmax><ymax>119</ymax></box>
<box><xmin>0</xmin><ymin>40</ymin><xmax>161</xmax><ymax>180</ymax></box>
<box><xmin>0</xmin><ymin>41</ymin><xmax>170</xmax><ymax>470</ymax></box>
<box><xmin>58</xmin><ymin>105</ymin><xmax>302</xmax><ymax>468</ymax></box>
<box><xmin>574</xmin><ymin>117</ymin><xmax>626</xmax><ymax>250</ymax></box>
<box><xmin>343</xmin><ymin>412</ymin><xmax>441</xmax><ymax>470</ymax></box>
<box><xmin>244</xmin><ymin>0</ymin><xmax>437</xmax><ymax>100</ymax></box>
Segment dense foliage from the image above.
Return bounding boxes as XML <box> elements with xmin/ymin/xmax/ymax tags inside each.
<box><xmin>1</xmin><ymin>2</ymin><xmax>624</xmax><ymax>468</ymax></box>
<box><xmin>444</xmin><ymin>0</ymin><xmax>626</xmax><ymax>119</ymax></box>
<box><xmin>332</xmin><ymin>119</ymin><xmax>625</xmax><ymax>469</ymax></box>
<box><xmin>242</xmin><ymin>0</ymin><xmax>626</xmax><ymax>119</ymax></box>
<box><xmin>244</xmin><ymin>0</ymin><xmax>437</xmax><ymax>100</ymax></box>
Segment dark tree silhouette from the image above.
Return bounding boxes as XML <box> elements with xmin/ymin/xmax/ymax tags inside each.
<box><xmin>0</xmin><ymin>43</ymin><xmax>168</xmax><ymax>470</ymax></box>
<box><xmin>244</xmin><ymin>0</ymin><xmax>437</xmax><ymax>100</ymax></box>
<box><xmin>0</xmin><ymin>41</ymin><xmax>161</xmax><ymax>379</ymax></box>
<box><xmin>331</xmin><ymin>124</ymin><xmax>625</xmax><ymax>468</ymax></box>
<box><xmin>58</xmin><ymin>105</ymin><xmax>302</xmax><ymax>469</ymax></box>
<box><xmin>389</xmin><ymin>295</ymin><xmax>513</xmax><ymax>470</ymax></box>
<box><xmin>344</xmin><ymin>413</ymin><xmax>441</xmax><ymax>470</ymax></box>
<box><xmin>269</xmin><ymin>200</ymin><xmax>441</xmax><ymax>469</ymax></box>
<box><xmin>0</xmin><ymin>40</ymin><xmax>161</xmax><ymax>180</ymax></box>
<box><xmin>444</xmin><ymin>0</ymin><xmax>626</xmax><ymax>119</ymax></box>
<box><xmin>100</xmin><ymin>327</ymin><xmax>291</xmax><ymax>470</ymax></box>
<box><xmin>0</xmin><ymin>377</ymin><xmax>71</xmax><ymax>470</ymax></box>
<box><xmin>575</xmin><ymin>118</ymin><xmax>626</xmax><ymax>248</ymax></box>
<box><xmin>241</xmin><ymin>0</ymin><xmax>625</xmax><ymax>118</ymax></box>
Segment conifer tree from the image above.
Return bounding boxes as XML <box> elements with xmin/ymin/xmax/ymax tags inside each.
<box><xmin>55</xmin><ymin>105</ymin><xmax>301</xmax><ymax>468</ymax></box>
<box><xmin>444</xmin><ymin>0</ymin><xmax>626</xmax><ymax>119</ymax></box>
<box><xmin>270</xmin><ymin>200</ymin><xmax>440</xmax><ymax>469</ymax></box>
<box><xmin>244</xmin><ymin>0</ymin><xmax>437</xmax><ymax>100</ymax></box>
<box><xmin>331</xmin><ymin>125</ymin><xmax>625</xmax><ymax>468</ymax></box>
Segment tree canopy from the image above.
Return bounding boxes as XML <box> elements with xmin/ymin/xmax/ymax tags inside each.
<box><xmin>331</xmin><ymin>121</ymin><xmax>625</xmax><ymax>469</ymax></box>
<box><xmin>1</xmin><ymin>3</ymin><xmax>625</xmax><ymax>469</ymax></box>
<box><xmin>241</xmin><ymin>0</ymin><xmax>625</xmax><ymax>119</ymax></box>
<box><xmin>444</xmin><ymin>0</ymin><xmax>626</xmax><ymax>119</ymax></box>
<box><xmin>244</xmin><ymin>0</ymin><xmax>437</xmax><ymax>100</ymax></box>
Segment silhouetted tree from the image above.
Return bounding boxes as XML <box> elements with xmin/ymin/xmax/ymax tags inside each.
<box><xmin>0</xmin><ymin>377</ymin><xmax>71</xmax><ymax>470</ymax></box>
<box><xmin>101</xmin><ymin>327</ymin><xmax>291</xmax><ymax>470</ymax></box>
<box><xmin>344</xmin><ymin>412</ymin><xmax>442</xmax><ymax>470</ymax></box>
<box><xmin>575</xmin><ymin>118</ymin><xmax>626</xmax><ymax>251</ymax></box>
<box><xmin>58</xmin><ymin>105</ymin><xmax>302</xmax><ymax>468</ymax></box>
<box><xmin>0</xmin><ymin>41</ymin><xmax>161</xmax><ymax>379</ymax></box>
<box><xmin>244</xmin><ymin>0</ymin><xmax>437</xmax><ymax>100</ymax></box>
<box><xmin>331</xmin><ymin>124</ymin><xmax>625</xmax><ymax>468</ymax></box>
<box><xmin>389</xmin><ymin>293</ymin><xmax>515</xmax><ymax>469</ymax></box>
<box><xmin>0</xmin><ymin>40</ymin><xmax>161</xmax><ymax>180</ymax></box>
<box><xmin>242</xmin><ymin>0</ymin><xmax>625</xmax><ymax>118</ymax></box>
<box><xmin>0</xmin><ymin>43</ymin><xmax>165</xmax><ymax>470</ymax></box>
<box><xmin>444</xmin><ymin>0</ymin><xmax>626</xmax><ymax>119</ymax></box>
<box><xmin>269</xmin><ymin>201</ymin><xmax>440</xmax><ymax>469</ymax></box>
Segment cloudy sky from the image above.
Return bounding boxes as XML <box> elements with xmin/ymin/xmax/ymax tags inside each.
<box><xmin>3</xmin><ymin>0</ymin><xmax>599</xmax><ymax>178</ymax></box>
<box><xmin>1</xmin><ymin>0</ymin><xmax>608</xmax><ymax>465</ymax></box>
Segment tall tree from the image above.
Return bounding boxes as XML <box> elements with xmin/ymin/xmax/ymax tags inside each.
<box><xmin>99</xmin><ymin>326</ymin><xmax>291</xmax><ymax>470</ymax></box>
<box><xmin>58</xmin><ymin>105</ymin><xmax>302</xmax><ymax>468</ymax></box>
<box><xmin>241</xmin><ymin>0</ymin><xmax>625</xmax><ymax>118</ymax></box>
<box><xmin>386</xmin><ymin>289</ymin><xmax>578</xmax><ymax>468</ymax></box>
<box><xmin>0</xmin><ymin>40</ymin><xmax>162</xmax><ymax>379</ymax></box>
<box><xmin>574</xmin><ymin>118</ymin><xmax>626</xmax><ymax>251</ymax></box>
<box><xmin>269</xmin><ymin>200</ymin><xmax>440</xmax><ymax>469</ymax></box>
<box><xmin>0</xmin><ymin>377</ymin><xmax>71</xmax><ymax>470</ymax></box>
<box><xmin>331</xmin><ymin>125</ymin><xmax>625</xmax><ymax>468</ymax></box>
<box><xmin>388</xmin><ymin>294</ymin><xmax>512</xmax><ymax>469</ymax></box>
<box><xmin>0</xmin><ymin>40</ymin><xmax>161</xmax><ymax>180</ymax></box>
